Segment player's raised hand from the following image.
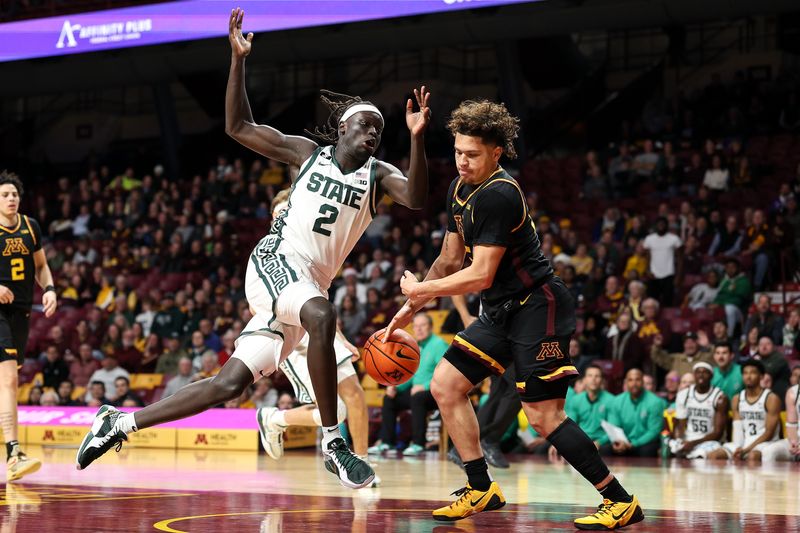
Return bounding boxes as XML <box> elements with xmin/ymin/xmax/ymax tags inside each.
<box><xmin>229</xmin><ymin>7</ymin><xmax>253</xmax><ymax>58</ymax></box>
<box><xmin>400</xmin><ymin>270</ymin><xmax>421</xmax><ymax>298</ymax></box>
<box><xmin>406</xmin><ymin>85</ymin><xmax>431</xmax><ymax>137</ymax></box>
<box><xmin>42</xmin><ymin>290</ymin><xmax>57</xmax><ymax>318</ymax></box>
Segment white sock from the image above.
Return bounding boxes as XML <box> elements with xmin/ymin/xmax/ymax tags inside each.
<box><xmin>311</xmin><ymin>408</ymin><xmax>322</xmax><ymax>427</ymax></box>
<box><xmin>270</xmin><ymin>410</ymin><xmax>288</xmax><ymax>429</ymax></box>
<box><xmin>321</xmin><ymin>425</ymin><xmax>342</xmax><ymax>449</ymax></box>
<box><xmin>114</xmin><ymin>413</ymin><xmax>138</xmax><ymax>435</ymax></box>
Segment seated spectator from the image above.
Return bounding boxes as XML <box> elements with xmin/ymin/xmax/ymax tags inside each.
<box><xmin>601</xmin><ymin>369</ymin><xmax>666</xmax><ymax>457</ymax></box>
<box><xmin>218</xmin><ymin>330</ymin><xmax>236</xmax><ymax>366</ymax></box>
<box><xmin>69</xmin><ymin>343</ymin><xmax>100</xmax><ymax>388</ymax></box>
<box><xmin>785</xmin><ymin>310</ymin><xmax>800</xmax><ymax>349</ymax></box>
<box><xmin>623</xmin><ymin>241</ymin><xmax>648</xmax><ymax>281</ymax></box>
<box><xmin>27</xmin><ymin>386</ymin><xmax>43</xmax><ymax>406</ymax></box>
<box><xmin>151</xmin><ymin>292</ymin><xmax>186</xmax><ymax>340</ymax></box>
<box><xmin>643</xmin><ymin>373</ymin><xmax>655</xmax><ymax>392</ymax></box>
<box><xmin>754</xmin><ymin>336</ymin><xmax>791</xmax><ymax>400</ymax></box>
<box><xmin>40</xmin><ymin>390</ymin><xmax>60</xmax><ymax>406</ymax></box>
<box><xmin>740</xmin><ymin>326</ymin><xmax>760</xmax><ymax>359</ymax></box>
<box><xmin>199</xmin><ymin>319</ymin><xmax>222</xmax><ymax>352</ymax></box>
<box><xmin>604</xmin><ymin>313</ymin><xmax>645</xmax><ymax>371</ymax></box>
<box><xmin>679</xmin><ymin>235</ymin><xmax>703</xmax><ymax>277</ymax></box>
<box><xmin>570</xmin><ymin>243</ymin><xmax>594</xmax><ymax>279</ymax></box>
<box><xmin>112</xmin><ymin>376</ymin><xmax>144</xmax><ymax>407</ymax></box>
<box><xmin>250</xmin><ymin>378</ymin><xmax>278</xmax><ymax>409</ymax></box>
<box><xmin>711</xmin><ymin>258</ymin><xmax>751</xmax><ymax>336</ymax></box>
<box><xmin>277</xmin><ymin>391</ymin><xmax>297</xmax><ymax>410</ymax></box>
<box><xmin>708</xmin><ymin>215</ymin><xmax>743</xmax><ymax>257</ymax></box>
<box><xmin>702</xmin><ymin>154</ymin><xmax>729</xmax><ymax>191</ymax></box>
<box><xmin>57</xmin><ymin>380</ymin><xmax>81</xmax><ymax>406</ymax></box>
<box><xmin>671</xmin><ymin>362</ymin><xmax>729</xmax><ymax>458</ymax></box>
<box><xmin>651</xmin><ymin>331</ymin><xmax>713</xmax><ymax>377</ymax></box>
<box><xmin>582</xmin><ymin>164</ymin><xmax>609</xmax><ymax>200</ymax></box>
<box><xmin>744</xmin><ymin>294</ymin><xmax>784</xmax><ymax>345</ymax></box>
<box><xmin>709</xmin><ymin>320</ymin><xmax>731</xmax><ymax>345</ymax></box>
<box><xmin>621</xmin><ymin>280</ymin><xmax>646</xmax><ymax>323</ymax></box>
<box><xmin>155</xmin><ymin>333</ymin><xmax>188</xmax><ymax>377</ymax></box>
<box><xmin>595</xmin><ymin>276</ymin><xmax>625</xmax><ymax>325</ymax></box>
<box><xmin>334</xmin><ymin>268</ymin><xmax>367</xmax><ymax>306</ymax></box>
<box><xmin>578</xmin><ymin>314</ymin><xmax>605</xmax><ymax>359</ymax></box>
<box><xmin>339</xmin><ymin>295</ymin><xmax>366</xmax><ymax>344</ymax></box>
<box><xmin>42</xmin><ymin>346</ymin><xmax>69</xmax><ymax>390</ymax></box>
<box><xmin>86</xmin><ymin>381</ymin><xmax>110</xmax><ymax>407</ymax></box>
<box><xmin>636</xmin><ymin>298</ymin><xmax>670</xmax><ymax>353</ymax></box>
<box><xmin>658</xmin><ymin>370</ymin><xmax>681</xmax><ymax>405</ymax></box>
<box><xmin>566</xmin><ymin>364</ymin><xmax>616</xmax><ymax>448</ymax></box>
<box><xmin>711</xmin><ymin>341</ymin><xmax>743</xmax><ymax>399</ymax></box>
<box><xmin>162</xmin><ymin>357</ymin><xmax>194</xmax><ymax>399</ymax></box>
<box><xmin>684</xmin><ymin>269</ymin><xmax>721</xmax><ymax>311</ymax></box>
<box><xmin>741</xmin><ymin>209</ymin><xmax>770</xmax><ymax>290</ymax></box>
<box><xmin>84</xmin><ymin>354</ymin><xmax>130</xmax><ymax>403</ymax></box>
<box><xmin>115</xmin><ymin>329</ymin><xmax>144</xmax><ymax>374</ymax></box>
<box><xmin>191</xmin><ymin>352</ymin><xmax>221</xmax><ymax>382</ymax></box>
<box><xmin>188</xmin><ymin>330</ymin><xmax>216</xmax><ymax>371</ymax></box>
<box><xmin>368</xmin><ymin>313</ymin><xmax>448</xmax><ymax>457</ymax></box>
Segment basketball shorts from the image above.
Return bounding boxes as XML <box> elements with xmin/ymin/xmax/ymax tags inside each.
<box><xmin>280</xmin><ymin>333</ymin><xmax>357</xmax><ymax>405</ymax></box>
<box><xmin>444</xmin><ymin>277</ymin><xmax>577</xmax><ymax>402</ymax></box>
<box><xmin>0</xmin><ymin>306</ymin><xmax>31</xmax><ymax>365</ymax></box>
<box><xmin>720</xmin><ymin>440</ymin><xmax>778</xmax><ymax>459</ymax></box>
<box><xmin>233</xmin><ymin>250</ymin><xmax>327</xmax><ymax>381</ymax></box>
<box><xmin>685</xmin><ymin>440</ymin><xmax>723</xmax><ymax>459</ymax></box>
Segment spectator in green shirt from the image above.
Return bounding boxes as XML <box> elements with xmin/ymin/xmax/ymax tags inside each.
<box><xmin>711</xmin><ymin>341</ymin><xmax>743</xmax><ymax>399</ymax></box>
<box><xmin>711</xmin><ymin>258</ymin><xmax>752</xmax><ymax>337</ymax></box>
<box><xmin>369</xmin><ymin>313</ymin><xmax>448</xmax><ymax>457</ymax></box>
<box><xmin>566</xmin><ymin>364</ymin><xmax>616</xmax><ymax>448</ymax></box>
<box><xmin>601</xmin><ymin>368</ymin><xmax>667</xmax><ymax>457</ymax></box>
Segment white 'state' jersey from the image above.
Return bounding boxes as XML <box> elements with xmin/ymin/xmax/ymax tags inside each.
<box><xmin>676</xmin><ymin>385</ymin><xmax>725</xmax><ymax>441</ymax></box>
<box><xmin>737</xmin><ymin>388</ymin><xmax>779</xmax><ymax>448</ymax></box>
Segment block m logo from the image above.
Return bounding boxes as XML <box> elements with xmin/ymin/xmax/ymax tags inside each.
<box><xmin>536</xmin><ymin>342</ymin><xmax>564</xmax><ymax>361</ymax></box>
<box><xmin>194</xmin><ymin>433</ymin><xmax>208</xmax><ymax>445</ymax></box>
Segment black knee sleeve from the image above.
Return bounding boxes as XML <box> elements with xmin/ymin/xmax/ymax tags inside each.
<box><xmin>546</xmin><ymin>418</ymin><xmax>609</xmax><ymax>485</ymax></box>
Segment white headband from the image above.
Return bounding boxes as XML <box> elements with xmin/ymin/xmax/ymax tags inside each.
<box><xmin>339</xmin><ymin>104</ymin><xmax>383</xmax><ymax>124</ymax></box>
<box><xmin>693</xmin><ymin>362</ymin><xmax>714</xmax><ymax>373</ymax></box>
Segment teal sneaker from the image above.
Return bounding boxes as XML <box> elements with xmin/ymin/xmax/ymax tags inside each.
<box><xmin>367</xmin><ymin>442</ymin><xmax>391</xmax><ymax>455</ymax></box>
<box><xmin>403</xmin><ymin>444</ymin><xmax>425</xmax><ymax>457</ymax></box>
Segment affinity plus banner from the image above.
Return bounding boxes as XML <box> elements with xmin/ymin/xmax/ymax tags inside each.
<box><xmin>0</xmin><ymin>0</ymin><xmax>535</xmax><ymax>63</ymax></box>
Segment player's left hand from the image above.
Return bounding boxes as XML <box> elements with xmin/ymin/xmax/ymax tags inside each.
<box><xmin>42</xmin><ymin>290</ymin><xmax>57</xmax><ymax>317</ymax></box>
<box><xmin>406</xmin><ymin>85</ymin><xmax>431</xmax><ymax>137</ymax></box>
<box><xmin>343</xmin><ymin>339</ymin><xmax>360</xmax><ymax>361</ymax></box>
<box><xmin>400</xmin><ymin>270</ymin><xmax>421</xmax><ymax>298</ymax></box>
<box><xmin>733</xmin><ymin>447</ymin><xmax>744</xmax><ymax>460</ymax></box>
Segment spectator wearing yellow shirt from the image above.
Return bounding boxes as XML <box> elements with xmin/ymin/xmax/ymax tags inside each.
<box><xmin>571</xmin><ymin>243</ymin><xmax>594</xmax><ymax>279</ymax></box>
<box><xmin>624</xmin><ymin>241</ymin><xmax>648</xmax><ymax>280</ymax></box>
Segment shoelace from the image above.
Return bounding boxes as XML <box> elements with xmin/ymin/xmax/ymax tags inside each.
<box><xmin>332</xmin><ymin>442</ymin><xmax>364</xmax><ymax>472</ymax></box>
<box><xmin>593</xmin><ymin>500</ymin><xmax>614</xmax><ymax>517</ymax></box>
<box><xmin>449</xmin><ymin>486</ymin><xmax>473</xmax><ymax>507</ymax></box>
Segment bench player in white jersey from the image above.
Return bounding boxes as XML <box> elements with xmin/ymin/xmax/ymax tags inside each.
<box><xmin>762</xmin><ymin>380</ymin><xmax>800</xmax><ymax>462</ymax></box>
<box><xmin>708</xmin><ymin>359</ymin><xmax>781</xmax><ymax>461</ymax></box>
<box><xmin>256</xmin><ymin>192</ymin><xmax>372</xmax><ymax>478</ymax></box>
<box><xmin>671</xmin><ymin>362</ymin><xmax>729</xmax><ymax>459</ymax></box>
<box><xmin>75</xmin><ymin>7</ymin><xmax>431</xmax><ymax>490</ymax></box>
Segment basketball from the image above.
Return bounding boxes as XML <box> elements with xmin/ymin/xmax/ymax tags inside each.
<box><xmin>363</xmin><ymin>329</ymin><xmax>420</xmax><ymax>386</ymax></box>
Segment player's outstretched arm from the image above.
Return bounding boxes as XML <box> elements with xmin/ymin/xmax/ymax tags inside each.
<box><xmin>377</xmin><ymin>86</ymin><xmax>431</xmax><ymax>209</ymax></box>
<box><xmin>225</xmin><ymin>8</ymin><xmax>317</xmax><ymax>168</ymax></box>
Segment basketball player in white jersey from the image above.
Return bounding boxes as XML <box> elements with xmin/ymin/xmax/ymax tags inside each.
<box><xmin>671</xmin><ymin>362</ymin><xmax>729</xmax><ymax>459</ymax></box>
<box><xmin>708</xmin><ymin>359</ymin><xmax>781</xmax><ymax>462</ymax></box>
<box><xmin>256</xmin><ymin>192</ymin><xmax>372</xmax><ymax>481</ymax></box>
<box><xmin>762</xmin><ymin>379</ymin><xmax>800</xmax><ymax>462</ymax></box>
<box><xmin>75</xmin><ymin>7</ymin><xmax>431</xmax><ymax>490</ymax></box>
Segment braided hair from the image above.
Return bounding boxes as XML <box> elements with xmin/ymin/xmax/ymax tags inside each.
<box><xmin>305</xmin><ymin>90</ymin><xmax>375</xmax><ymax>145</ymax></box>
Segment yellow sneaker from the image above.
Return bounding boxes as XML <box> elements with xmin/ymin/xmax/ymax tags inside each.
<box><xmin>7</xmin><ymin>452</ymin><xmax>41</xmax><ymax>482</ymax></box>
<box><xmin>432</xmin><ymin>482</ymin><xmax>506</xmax><ymax>522</ymax></box>
<box><xmin>574</xmin><ymin>495</ymin><xmax>644</xmax><ymax>530</ymax></box>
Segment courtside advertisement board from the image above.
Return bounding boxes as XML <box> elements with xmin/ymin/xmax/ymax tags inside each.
<box><xmin>0</xmin><ymin>0</ymin><xmax>537</xmax><ymax>62</ymax></box>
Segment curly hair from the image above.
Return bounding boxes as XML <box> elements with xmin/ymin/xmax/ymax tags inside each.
<box><xmin>305</xmin><ymin>89</ymin><xmax>376</xmax><ymax>145</ymax></box>
<box><xmin>0</xmin><ymin>170</ymin><xmax>23</xmax><ymax>196</ymax></box>
<box><xmin>447</xmin><ymin>100</ymin><xmax>520</xmax><ymax>159</ymax></box>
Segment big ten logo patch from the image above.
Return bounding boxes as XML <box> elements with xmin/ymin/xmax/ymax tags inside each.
<box><xmin>536</xmin><ymin>342</ymin><xmax>565</xmax><ymax>361</ymax></box>
<box><xmin>3</xmin><ymin>238</ymin><xmax>29</xmax><ymax>256</ymax></box>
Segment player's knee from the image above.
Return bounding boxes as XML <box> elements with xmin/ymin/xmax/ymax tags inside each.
<box><xmin>431</xmin><ymin>376</ymin><xmax>456</xmax><ymax>406</ymax></box>
<box><xmin>208</xmin><ymin>375</ymin><xmax>246</xmax><ymax>402</ymax></box>
<box><xmin>0</xmin><ymin>367</ymin><xmax>18</xmax><ymax>389</ymax></box>
<box><xmin>302</xmin><ymin>300</ymin><xmax>337</xmax><ymax>335</ymax></box>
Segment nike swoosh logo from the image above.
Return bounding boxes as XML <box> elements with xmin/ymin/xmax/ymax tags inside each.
<box><xmin>612</xmin><ymin>504</ymin><xmax>632</xmax><ymax>521</ymax></box>
<box><xmin>470</xmin><ymin>492</ymin><xmax>488</xmax><ymax>507</ymax></box>
<box><xmin>520</xmin><ymin>293</ymin><xmax>532</xmax><ymax>305</ymax></box>
<box><xmin>395</xmin><ymin>349</ymin><xmax>415</xmax><ymax>360</ymax></box>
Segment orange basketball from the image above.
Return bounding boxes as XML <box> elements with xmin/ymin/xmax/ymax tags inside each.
<box><xmin>363</xmin><ymin>329</ymin><xmax>420</xmax><ymax>386</ymax></box>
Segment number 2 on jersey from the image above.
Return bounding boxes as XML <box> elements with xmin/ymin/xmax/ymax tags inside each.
<box><xmin>10</xmin><ymin>258</ymin><xmax>23</xmax><ymax>281</ymax></box>
<box><xmin>312</xmin><ymin>204</ymin><xmax>339</xmax><ymax>237</ymax></box>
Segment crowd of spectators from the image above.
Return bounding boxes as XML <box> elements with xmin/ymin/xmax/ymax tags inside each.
<box><xmin>18</xmin><ymin>69</ymin><xmax>800</xmax><ymax>423</ymax></box>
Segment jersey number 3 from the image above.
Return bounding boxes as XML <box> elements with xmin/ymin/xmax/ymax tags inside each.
<box><xmin>10</xmin><ymin>258</ymin><xmax>24</xmax><ymax>281</ymax></box>
<box><xmin>312</xmin><ymin>205</ymin><xmax>339</xmax><ymax>237</ymax></box>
